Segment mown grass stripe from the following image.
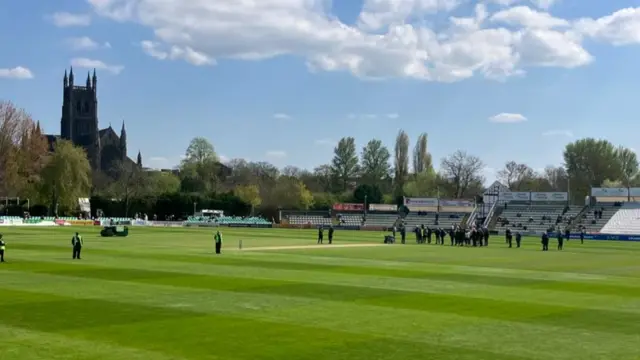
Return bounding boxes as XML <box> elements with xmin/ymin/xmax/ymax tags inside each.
<box><xmin>0</xmin><ymin>272</ymin><xmax>638</xmax><ymax>360</ymax></box>
<box><xmin>7</xmin><ymin>253</ymin><xmax>640</xmax><ymax>314</ymax></box>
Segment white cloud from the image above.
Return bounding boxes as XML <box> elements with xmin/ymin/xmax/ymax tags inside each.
<box><xmin>347</xmin><ymin>113</ymin><xmax>398</xmax><ymax>119</ymax></box>
<box><xmin>542</xmin><ymin>129</ymin><xmax>573</xmax><ymax>137</ymax></box>
<box><xmin>67</xmin><ymin>37</ymin><xmax>110</xmax><ymax>50</ymax></box>
<box><xmin>50</xmin><ymin>12</ymin><xmax>91</xmax><ymax>27</ymax></box>
<box><xmin>315</xmin><ymin>139</ymin><xmax>336</xmax><ymax>146</ymax></box>
<box><xmin>574</xmin><ymin>8</ymin><xmax>640</xmax><ymax>46</ymax></box>
<box><xmin>491</xmin><ymin>6</ymin><xmax>568</xmax><ymax>29</ymax></box>
<box><xmin>70</xmin><ymin>58</ymin><xmax>124</xmax><ymax>74</ymax></box>
<box><xmin>87</xmin><ymin>0</ymin><xmax>637</xmax><ymax>82</ymax></box>
<box><xmin>272</xmin><ymin>113</ymin><xmax>291</xmax><ymax>120</ymax></box>
<box><xmin>265</xmin><ymin>150</ymin><xmax>287</xmax><ymax>158</ymax></box>
<box><xmin>488</xmin><ymin>112</ymin><xmax>527</xmax><ymax>123</ymax></box>
<box><xmin>0</xmin><ymin>66</ymin><xmax>34</xmax><ymax>79</ymax></box>
<box><xmin>486</xmin><ymin>0</ymin><xmax>559</xmax><ymax>10</ymax></box>
<box><xmin>140</xmin><ymin>41</ymin><xmax>214</xmax><ymax>66</ymax></box>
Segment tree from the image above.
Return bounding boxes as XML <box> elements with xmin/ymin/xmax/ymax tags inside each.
<box><xmin>394</xmin><ymin>130</ymin><xmax>410</xmax><ymax>197</ymax></box>
<box><xmin>272</xmin><ymin>176</ymin><xmax>313</xmax><ymax>209</ymax></box>
<box><xmin>412</xmin><ymin>133</ymin><xmax>432</xmax><ymax>174</ymax></box>
<box><xmin>403</xmin><ymin>168</ymin><xmax>438</xmax><ymax>197</ymax></box>
<box><xmin>542</xmin><ymin>166</ymin><xmax>568</xmax><ymax>191</ymax></box>
<box><xmin>311</xmin><ymin>164</ymin><xmax>336</xmax><ymax>193</ymax></box>
<box><xmin>497</xmin><ymin>161</ymin><xmax>535</xmax><ymax>190</ymax></box>
<box><xmin>179</xmin><ymin>137</ymin><xmax>220</xmax><ymax>193</ymax></box>
<box><xmin>234</xmin><ymin>184</ymin><xmax>262</xmax><ymax>213</ymax></box>
<box><xmin>182</xmin><ymin>137</ymin><xmax>217</xmax><ymax>164</ymax></box>
<box><xmin>564</xmin><ymin>138</ymin><xmax>621</xmax><ymax>201</ymax></box>
<box><xmin>331</xmin><ymin>137</ymin><xmax>359</xmax><ymax>191</ymax></box>
<box><xmin>38</xmin><ymin>140</ymin><xmax>91</xmax><ymax>214</ymax></box>
<box><xmin>615</xmin><ymin>146</ymin><xmax>638</xmax><ymax>188</ymax></box>
<box><xmin>147</xmin><ymin>171</ymin><xmax>181</xmax><ymax>195</ymax></box>
<box><xmin>360</xmin><ymin>139</ymin><xmax>391</xmax><ymax>186</ymax></box>
<box><xmin>440</xmin><ymin>150</ymin><xmax>484</xmax><ymax>198</ymax></box>
<box><xmin>352</xmin><ymin>183</ymin><xmax>383</xmax><ymax>205</ymax></box>
<box><xmin>109</xmin><ymin>163</ymin><xmax>148</xmax><ymax>216</ymax></box>
<box><xmin>0</xmin><ymin>101</ymin><xmax>40</xmax><ymax>197</ymax></box>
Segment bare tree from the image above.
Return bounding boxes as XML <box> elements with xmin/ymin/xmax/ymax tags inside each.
<box><xmin>394</xmin><ymin>130</ymin><xmax>410</xmax><ymax>197</ymax></box>
<box><xmin>496</xmin><ymin>161</ymin><xmax>535</xmax><ymax>190</ymax></box>
<box><xmin>440</xmin><ymin>150</ymin><xmax>484</xmax><ymax>198</ymax></box>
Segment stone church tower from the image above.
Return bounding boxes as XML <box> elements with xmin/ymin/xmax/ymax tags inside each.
<box><xmin>55</xmin><ymin>68</ymin><xmax>137</xmax><ymax>172</ymax></box>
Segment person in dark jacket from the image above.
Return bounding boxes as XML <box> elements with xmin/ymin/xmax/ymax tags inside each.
<box><xmin>515</xmin><ymin>231</ymin><xmax>522</xmax><ymax>248</ymax></box>
<box><xmin>0</xmin><ymin>233</ymin><xmax>5</xmax><ymax>262</ymax></box>
<box><xmin>580</xmin><ymin>228</ymin><xmax>585</xmax><ymax>244</ymax></box>
<box><xmin>328</xmin><ymin>226</ymin><xmax>334</xmax><ymax>244</ymax></box>
<box><xmin>557</xmin><ymin>230</ymin><xmax>564</xmax><ymax>250</ymax></box>
<box><xmin>214</xmin><ymin>231</ymin><xmax>223</xmax><ymax>254</ymax></box>
<box><xmin>317</xmin><ymin>226</ymin><xmax>324</xmax><ymax>244</ymax></box>
<box><xmin>541</xmin><ymin>232</ymin><xmax>549</xmax><ymax>251</ymax></box>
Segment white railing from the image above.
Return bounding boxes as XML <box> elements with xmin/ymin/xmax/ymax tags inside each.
<box><xmin>483</xmin><ymin>201</ymin><xmax>498</xmax><ymax>227</ymax></box>
<box><xmin>466</xmin><ymin>206</ymin><xmax>477</xmax><ymax>227</ymax></box>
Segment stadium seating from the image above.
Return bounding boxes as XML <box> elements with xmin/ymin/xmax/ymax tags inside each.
<box><xmin>402</xmin><ymin>212</ymin><xmax>466</xmax><ymax>230</ymax></box>
<box><xmin>578</xmin><ymin>204</ymin><xmax>619</xmax><ymax>233</ymax></box>
<box><xmin>336</xmin><ymin>213</ymin><xmax>363</xmax><ymax>226</ymax></box>
<box><xmin>185</xmin><ymin>216</ymin><xmax>270</xmax><ymax>225</ymax></box>
<box><xmin>598</xmin><ymin>204</ymin><xmax>640</xmax><ymax>234</ymax></box>
<box><xmin>287</xmin><ymin>215</ymin><xmax>332</xmax><ymax>226</ymax></box>
<box><xmin>363</xmin><ymin>213</ymin><xmax>398</xmax><ymax>227</ymax></box>
<box><xmin>494</xmin><ymin>204</ymin><xmax>580</xmax><ymax>234</ymax></box>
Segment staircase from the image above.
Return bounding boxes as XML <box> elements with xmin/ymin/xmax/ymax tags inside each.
<box><xmin>460</xmin><ymin>213</ymin><xmax>471</xmax><ymax>228</ymax></box>
<box><xmin>487</xmin><ymin>205</ymin><xmax>504</xmax><ymax>230</ymax></box>
<box><xmin>568</xmin><ymin>205</ymin><xmax>589</xmax><ymax>230</ymax></box>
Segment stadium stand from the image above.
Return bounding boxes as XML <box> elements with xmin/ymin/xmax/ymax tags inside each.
<box><xmin>494</xmin><ymin>204</ymin><xmax>581</xmax><ymax>234</ymax></box>
<box><xmin>579</xmin><ymin>203</ymin><xmax>623</xmax><ymax>233</ymax></box>
<box><xmin>287</xmin><ymin>215</ymin><xmax>332</xmax><ymax>226</ymax></box>
<box><xmin>185</xmin><ymin>216</ymin><xmax>271</xmax><ymax>225</ymax></box>
<box><xmin>363</xmin><ymin>213</ymin><xmax>398</xmax><ymax>227</ymax></box>
<box><xmin>402</xmin><ymin>212</ymin><xmax>466</xmax><ymax>230</ymax></box>
<box><xmin>336</xmin><ymin>213</ymin><xmax>363</xmax><ymax>226</ymax></box>
<box><xmin>600</xmin><ymin>203</ymin><xmax>640</xmax><ymax>234</ymax></box>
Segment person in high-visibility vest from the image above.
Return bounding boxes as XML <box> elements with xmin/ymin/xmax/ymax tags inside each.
<box><xmin>0</xmin><ymin>233</ymin><xmax>5</xmax><ymax>262</ymax></box>
<box><xmin>214</xmin><ymin>231</ymin><xmax>222</xmax><ymax>254</ymax></box>
<box><xmin>72</xmin><ymin>232</ymin><xmax>83</xmax><ymax>259</ymax></box>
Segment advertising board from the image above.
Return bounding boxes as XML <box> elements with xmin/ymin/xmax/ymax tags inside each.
<box><xmin>499</xmin><ymin>192</ymin><xmax>530</xmax><ymax>201</ymax></box>
<box><xmin>369</xmin><ymin>204</ymin><xmax>398</xmax><ymax>211</ymax></box>
<box><xmin>439</xmin><ymin>200</ymin><xmax>473</xmax><ymax>207</ymax></box>
<box><xmin>403</xmin><ymin>197</ymin><xmax>438</xmax><ymax>207</ymax></box>
<box><xmin>591</xmin><ymin>188</ymin><xmax>628</xmax><ymax>197</ymax></box>
<box><xmin>530</xmin><ymin>192</ymin><xmax>568</xmax><ymax>201</ymax></box>
<box><xmin>332</xmin><ymin>203</ymin><xmax>364</xmax><ymax>211</ymax></box>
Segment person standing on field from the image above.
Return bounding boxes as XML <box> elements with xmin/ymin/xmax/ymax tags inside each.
<box><xmin>214</xmin><ymin>231</ymin><xmax>223</xmax><ymax>254</ymax></box>
<box><xmin>328</xmin><ymin>226</ymin><xmax>334</xmax><ymax>244</ymax></box>
<box><xmin>0</xmin><ymin>233</ymin><xmax>6</xmax><ymax>262</ymax></box>
<box><xmin>317</xmin><ymin>226</ymin><xmax>324</xmax><ymax>244</ymax></box>
<box><xmin>71</xmin><ymin>232</ymin><xmax>83</xmax><ymax>259</ymax></box>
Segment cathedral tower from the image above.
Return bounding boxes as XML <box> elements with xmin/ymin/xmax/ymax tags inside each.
<box><xmin>61</xmin><ymin>67</ymin><xmax>101</xmax><ymax>169</ymax></box>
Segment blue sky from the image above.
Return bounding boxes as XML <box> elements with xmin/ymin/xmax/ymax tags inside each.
<box><xmin>1</xmin><ymin>0</ymin><xmax>640</xmax><ymax>182</ymax></box>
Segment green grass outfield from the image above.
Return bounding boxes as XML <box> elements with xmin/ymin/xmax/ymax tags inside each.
<box><xmin>1</xmin><ymin>226</ymin><xmax>639</xmax><ymax>360</ymax></box>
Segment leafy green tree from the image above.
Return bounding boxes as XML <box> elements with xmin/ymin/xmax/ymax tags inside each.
<box><xmin>615</xmin><ymin>146</ymin><xmax>639</xmax><ymax>188</ymax></box>
<box><xmin>352</xmin><ymin>183</ymin><xmax>383</xmax><ymax>205</ymax></box>
<box><xmin>39</xmin><ymin>140</ymin><xmax>91</xmax><ymax>214</ymax></box>
<box><xmin>564</xmin><ymin>138</ymin><xmax>621</xmax><ymax>201</ymax></box>
<box><xmin>331</xmin><ymin>137</ymin><xmax>359</xmax><ymax>191</ymax></box>
<box><xmin>273</xmin><ymin>176</ymin><xmax>313</xmax><ymax>209</ymax></box>
<box><xmin>403</xmin><ymin>169</ymin><xmax>438</xmax><ymax>197</ymax></box>
<box><xmin>148</xmin><ymin>171</ymin><xmax>181</xmax><ymax>195</ymax></box>
<box><xmin>179</xmin><ymin>137</ymin><xmax>220</xmax><ymax>192</ymax></box>
<box><xmin>234</xmin><ymin>184</ymin><xmax>262</xmax><ymax>213</ymax></box>
<box><xmin>412</xmin><ymin>133</ymin><xmax>432</xmax><ymax>175</ymax></box>
<box><xmin>394</xmin><ymin>130</ymin><xmax>409</xmax><ymax>197</ymax></box>
<box><xmin>360</xmin><ymin>139</ymin><xmax>391</xmax><ymax>186</ymax></box>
